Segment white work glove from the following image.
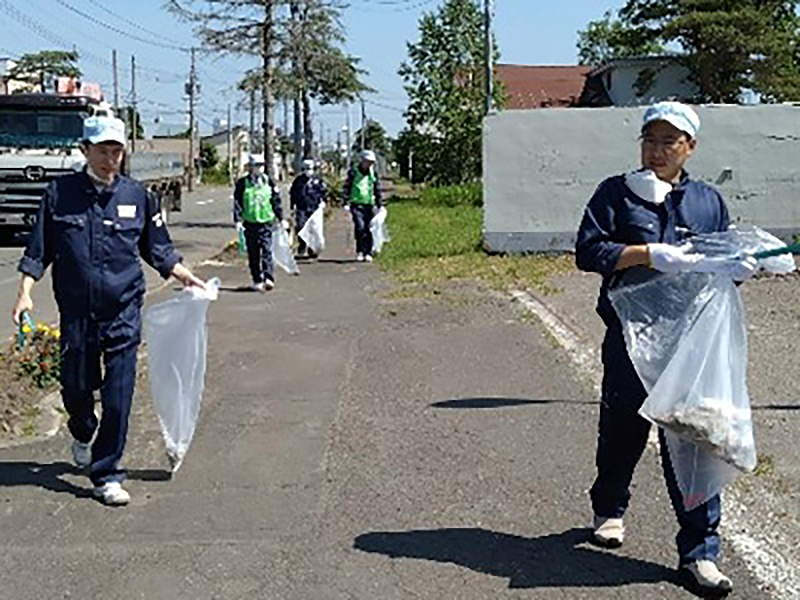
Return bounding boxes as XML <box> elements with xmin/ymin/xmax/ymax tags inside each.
<box><xmin>235</xmin><ymin>222</ymin><xmax>244</xmax><ymax>233</ymax></box>
<box><xmin>281</xmin><ymin>219</ymin><xmax>290</xmax><ymax>231</ymax></box>
<box><xmin>694</xmin><ymin>255</ymin><xmax>759</xmax><ymax>281</ymax></box>
<box><xmin>647</xmin><ymin>243</ymin><xmax>704</xmax><ymax>273</ymax></box>
<box><xmin>342</xmin><ymin>203</ymin><xmax>351</xmax><ymax>213</ymax></box>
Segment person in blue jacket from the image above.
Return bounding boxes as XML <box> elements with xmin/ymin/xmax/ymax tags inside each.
<box><xmin>575</xmin><ymin>102</ymin><xmax>756</xmax><ymax>595</ymax></box>
<box><xmin>233</xmin><ymin>154</ymin><xmax>287</xmax><ymax>292</ymax></box>
<box><xmin>342</xmin><ymin>150</ymin><xmax>382</xmax><ymax>262</ymax></box>
<box><xmin>290</xmin><ymin>159</ymin><xmax>327</xmax><ymax>259</ymax></box>
<box><xmin>12</xmin><ymin>116</ymin><xmax>204</xmax><ymax>506</ymax></box>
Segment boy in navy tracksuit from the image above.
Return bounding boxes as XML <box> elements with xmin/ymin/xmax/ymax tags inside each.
<box><xmin>290</xmin><ymin>159</ymin><xmax>327</xmax><ymax>258</ymax></box>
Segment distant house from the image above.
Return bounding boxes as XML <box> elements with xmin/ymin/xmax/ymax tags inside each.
<box><xmin>0</xmin><ymin>58</ymin><xmax>30</xmax><ymax>95</ymax></box>
<box><xmin>580</xmin><ymin>56</ymin><xmax>697</xmax><ymax>107</ymax></box>
<box><xmin>494</xmin><ymin>64</ymin><xmax>593</xmax><ymax>109</ymax></box>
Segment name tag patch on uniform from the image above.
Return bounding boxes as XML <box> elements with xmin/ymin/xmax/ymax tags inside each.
<box><xmin>118</xmin><ymin>205</ymin><xmax>137</xmax><ymax>219</ymax></box>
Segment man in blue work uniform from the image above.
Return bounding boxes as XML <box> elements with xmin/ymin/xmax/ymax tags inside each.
<box><xmin>576</xmin><ymin>102</ymin><xmax>756</xmax><ymax>595</ymax></box>
<box><xmin>342</xmin><ymin>150</ymin><xmax>382</xmax><ymax>262</ymax></box>
<box><xmin>12</xmin><ymin>116</ymin><xmax>204</xmax><ymax>506</ymax></box>
<box><xmin>290</xmin><ymin>158</ymin><xmax>327</xmax><ymax>259</ymax></box>
<box><xmin>233</xmin><ymin>154</ymin><xmax>286</xmax><ymax>291</ymax></box>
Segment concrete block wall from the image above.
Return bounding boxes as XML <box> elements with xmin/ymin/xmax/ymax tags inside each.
<box><xmin>483</xmin><ymin>105</ymin><xmax>800</xmax><ymax>253</ymax></box>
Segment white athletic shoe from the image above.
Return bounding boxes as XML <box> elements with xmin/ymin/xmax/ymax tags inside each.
<box><xmin>684</xmin><ymin>560</ymin><xmax>733</xmax><ymax>594</ymax></box>
<box><xmin>71</xmin><ymin>440</ymin><xmax>91</xmax><ymax>469</ymax></box>
<box><xmin>364</xmin><ymin>254</ymin><xmax>373</xmax><ymax>263</ymax></box>
<box><xmin>93</xmin><ymin>482</ymin><xmax>130</xmax><ymax>506</ymax></box>
<box><xmin>356</xmin><ymin>253</ymin><xmax>365</xmax><ymax>262</ymax></box>
<box><xmin>592</xmin><ymin>515</ymin><xmax>624</xmax><ymax>548</ymax></box>
<box><xmin>263</xmin><ymin>279</ymin><xmax>275</xmax><ymax>291</ymax></box>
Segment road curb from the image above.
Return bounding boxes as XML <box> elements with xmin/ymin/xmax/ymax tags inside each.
<box><xmin>0</xmin><ymin>390</ymin><xmax>63</xmax><ymax>450</ymax></box>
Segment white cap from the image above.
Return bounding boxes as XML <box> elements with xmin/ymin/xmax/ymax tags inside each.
<box><xmin>83</xmin><ymin>116</ymin><xmax>126</xmax><ymax>145</ymax></box>
<box><xmin>642</xmin><ymin>101</ymin><xmax>700</xmax><ymax>138</ymax></box>
<box><xmin>360</xmin><ymin>150</ymin><xmax>376</xmax><ymax>162</ymax></box>
<box><xmin>247</xmin><ymin>153</ymin><xmax>266</xmax><ymax>165</ymax></box>
<box><xmin>302</xmin><ymin>159</ymin><xmax>315</xmax><ymax>171</ymax></box>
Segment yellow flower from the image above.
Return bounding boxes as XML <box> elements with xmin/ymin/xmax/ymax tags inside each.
<box><xmin>21</xmin><ymin>324</ymin><xmax>31</xmax><ymax>334</ymax></box>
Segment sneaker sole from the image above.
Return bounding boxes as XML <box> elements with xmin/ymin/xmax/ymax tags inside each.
<box><xmin>591</xmin><ymin>534</ymin><xmax>623</xmax><ymax>549</ymax></box>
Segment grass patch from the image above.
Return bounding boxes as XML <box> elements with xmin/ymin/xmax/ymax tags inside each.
<box><xmin>378</xmin><ymin>183</ymin><xmax>573</xmax><ymax>297</ymax></box>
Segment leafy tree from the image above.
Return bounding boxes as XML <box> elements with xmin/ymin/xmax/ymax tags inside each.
<box><xmin>577</xmin><ymin>11</ymin><xmax>663</xmax><ymax>65</ymax></box>
<box><xmin>582</xmin><ymin>0</ymin><xmax>800</xmax><ymax>102</ymax></box>
<box><xmin>9</xmin><ymin>50</ymin><xmax>81</xmax><ymax>92</ymax></box>
<box><xmin>200</xmin><ymin>141</ymin><xmax>219</xmax><ymax>170</ymax></box>
<box><xmin>399</xmin><ymin>0</ymin><xmax>502</xmax><ymax>185</ymax></box>
<box><xmin>351</xmin><ymin>119</ymin><xmax>391</xmax><ymax>159</ymax></box>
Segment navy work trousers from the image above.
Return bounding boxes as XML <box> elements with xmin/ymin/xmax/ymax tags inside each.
<box><xmin>351</xmin><ymin>204</ymin><xmax>376</xmax><ymax>256</ymax></box>
<box><xmin>590</xmin><ymin>324</ymin><xmax>721</xmax><ymax>566</ymax></box>
<box><xmin>60</xmin><ymin>303</ymin><xmax>141</xmax><ymax>486</ymax></box>
<box><xmin>244</xmin><ymin>221</ymin><xmax>274</xmax><ymax>284</ymax></box>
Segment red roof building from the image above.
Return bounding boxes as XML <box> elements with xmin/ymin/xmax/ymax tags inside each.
<box><xmin>495</xmin><ymin>64</ymin><xmax>593</xmax><ymax>110</ymax></box>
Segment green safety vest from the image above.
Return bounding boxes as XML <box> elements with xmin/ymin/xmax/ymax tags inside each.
<box><xmin>349</xmin><ymin>167</ymin><xmax>377</xmax><ymax>205</ymax></box>
<box><xmin>242</xmin><ymin>177</ymin><xmax>275</xmax><ymax>224</ymax></box>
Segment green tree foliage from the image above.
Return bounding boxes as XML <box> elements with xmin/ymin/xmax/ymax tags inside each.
<box><xmin>9</xmin><ymin>50</ymin><xmax>81</xmax><ymax>92</ymax></box>
<box><xmin>581</xmin><ymin>1</ymin><xmax>800</xmax><ymax>102</ymax></box>
<box><xmin>577</xmin><ymin>11</ymin><xmax>663</xmax><ymax>65</ymax></box>
<box><xmin>399</xmin><ymin>0</ymin><xmax>502</xmax><ymax>185</ymax></box>
<box><xmin>200</xmin><ymin>142</ymin><xmax>219</xmax><ymax>170</ymax></box>
<box><xmin>352</xmin><ymin>119</ymin><xmax>392</xmax><ymax>159</ymax></box>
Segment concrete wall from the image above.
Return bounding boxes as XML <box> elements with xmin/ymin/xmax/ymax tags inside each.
<box><xmin>483</xmin><ymin>105</ymin><xmax>800</xmax><ymax>252</ymax></box>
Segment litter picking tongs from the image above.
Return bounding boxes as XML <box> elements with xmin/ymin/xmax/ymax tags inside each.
<box><xmin>751</xmin><ymin>242</ymin><xmax>800</xmax><ymax>260</ymax></box>
<box><xmin>16</xmin><ymin>310</ymin><xmax>35</xmax><ymax>350</ymax></box>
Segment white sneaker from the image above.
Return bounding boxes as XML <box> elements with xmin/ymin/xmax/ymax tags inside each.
<box><xmin>71</xmin><ymin>440</ymin><xmax>91</xmax><ymax>469</ymax></box>
<box><xmin>93</xmin><ymin>482</ymin><xmax>130</xmax><ymax>506</ymax></box>
<box><xmin>684</xmin><ymin>560</ymin><xmax>733</xmax><ymax>594</ymax></box>
<box><xmin>364</xmin><ymin>254</ymin><xmax>373</xmax><ymax>263</ymax></box>
<box><xmin>263</xmin><ymin>279</ymin><xmax>275</xmax><ymax>291</ymax></box>
<box><xmin>592</xmin><ymin>515</ymin><xmax>624</xmax><ymax>548</ymax></box>
<box><xmin>356</xmin><ymin>253</ymin><xmax>365</xmax><ymax>262</ymax></box>
<box><xmin>250</xmin><ymin>282</ymin><xmax>265</xmax><ymax>292</ymax></box>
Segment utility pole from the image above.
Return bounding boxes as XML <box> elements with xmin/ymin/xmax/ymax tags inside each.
<box><xmin>360</xmin><ymin>96</ymin><xmax>366</xmax><ymax>150</ymax></box>
<box><xmin>187</xmin><ymin>47</ymin><xmax>197</xmax><ymax>192</ymax></box>
<box><xmin>484</xmin><ymin>0</ymin><xmax>494</xmax><ymax>115</ymax></box>
<box><xmin>345</xmin><ymin>103</ymin><xmax>352</xmax><ymax>168</ymax></box>
<box><xmin>130</xmin><ymin>55</ymin><xmax>137</xmax><ymax>153</ymax></box>
<box><xmin>227</xmin><ymin>103</ymin><xmax>234</xmax><ymax>186</ymax></box>
<box><xmin>112</xmin><ymin>50</ymin><xmax>120</xmax><ymax>112</ymax></box>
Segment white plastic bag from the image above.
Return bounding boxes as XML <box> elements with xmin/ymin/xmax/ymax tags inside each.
<box><xmin>144</xmin><ymin>278</ymin><xmax>220</xmax><ymax>472</ymax></box>
<box><xmin>609</xmin><ymin>227</ymin><xmax>794</xmax><ymax>509</ymax></box>
<box><xmin>370</xmin><ymin>207</ymin><xmax>390</xmax><ymax>254</ymax></box>
<box><xmin>273</xmin><ymin>226</ymin><xmax>299</xmax><ymax>274</ymax></box>
<box><xmin>298</xmin><ymin>205</ymin><xmax>325</xmax><ymax>253</ymax></box>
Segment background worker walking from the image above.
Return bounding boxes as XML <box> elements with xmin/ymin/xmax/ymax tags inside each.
<box><xmin>12</xmin><ymin>116</ymin><xmax>204</xmax><ymax>506</ymax></box>
<box><xmin>290</xmin><ymin>158</ymin><xmax>327</xmax><ymax>258</ymax></box>
<box><xmin>342</xmin><ymin>150</ymin><xmax>382</xmax><ymax>262</ymax></box>
<box><xmin>234</xmin><ymin>154</ymin><xmax>286</xmax><ymax>291</ymax></box>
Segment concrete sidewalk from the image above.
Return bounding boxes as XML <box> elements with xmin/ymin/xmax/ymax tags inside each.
<box><xmin>0</xmin><ymin>208</ymin><xmax>779</xmax><ymax>598</ymax></box>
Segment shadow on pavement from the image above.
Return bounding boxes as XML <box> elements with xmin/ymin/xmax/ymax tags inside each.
<box><xmin>315</xmin><ymin>258</ymin><xmax>361</xmax><ymax>265</ymax></box>
<box><xmin>431</xmin><ymin>397</ymin><xmax>598</xmax><ymax>410</ymax></box>
<box><xmin>169</xmin><ymin>221</ymin><xmax>232</xmax><ymax>230</ymax></box>
<box><xmin>128</xmin><ymin>468</ymin><xmax>172</xmax><ymax>482</ymax></box>
<box><xmin>354</xmin><ymin>527</ymin><xmax>678</xmax><ymax>590</ymax></box>
<box><xmin>0</xmin><ymin>461</ymin><xmax>91</xmax><ymax>499</ymax></box>
<box><xmin>753</xmin><ymin>403</ymin><xmax>800</xmax><ymax>411</ymax></box>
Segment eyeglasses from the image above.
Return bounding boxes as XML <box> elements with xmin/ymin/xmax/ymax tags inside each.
<box><xmin>640</xmin><ymin>135</ymin><xmax>689</xmax><ymax>152</ymax></box>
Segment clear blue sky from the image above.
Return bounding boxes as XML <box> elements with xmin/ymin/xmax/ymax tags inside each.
<box><xmin>0</xmin><ymin>0</ymin><xmax>623</xmax><ymax>140</ymax></box>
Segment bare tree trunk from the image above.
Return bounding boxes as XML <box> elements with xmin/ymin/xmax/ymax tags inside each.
<box><xmin>293</xmin><ymin>95</ymin><xmax>303</xmax><ymax>170</ymax></box>
<box><xmin>302</xmin><ymin>87</ymin><xmax>313</xmax><ymax>158</ymax></box>
<box><xmin>262</xmin><ymin>2</ymin><xmax>277</xmax><ymax>180</ymax></box>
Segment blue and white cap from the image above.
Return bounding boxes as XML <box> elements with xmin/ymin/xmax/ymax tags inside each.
<box><xmin>83</xmin><ymin>116</ymin><xmax>126</xmax><ymax>145</ymax></box>
<box><xmin>360</xmin><ymin>150</ymin><xmax>376</xmax><ymax>162</ymax></box>
<box><xmin>642</xmin><ymin>101</ymin><xmax>700</xmax><ymax>138</ymax></box>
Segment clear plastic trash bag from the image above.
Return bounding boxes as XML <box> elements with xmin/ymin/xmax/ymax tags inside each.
<box><xmin>273</xmin><ymin>226</ymin><xmax>299</xmax><ymax>274</ymax></box>
<box><xmin>298</xmin><ymin>205</ymin><xmax>325</xmax><ymax>254</ymax></box>
<box><xmin>370</xmin><ymin>207</ymin><xmax>390</xmax><ymax>254</ymax></box>
<box><xmin>609</xmin><ymin>227</ymin><xmax>794</xmax><ymax>510</ymax></box>
<box><xmin>144</xmin><ymin>278</ymin><xmax>220</xmax><ymax>472</ymax></box>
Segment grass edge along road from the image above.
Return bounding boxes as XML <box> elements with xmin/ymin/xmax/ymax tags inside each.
<box><xmin>377</xmin><ymin>180</ymin><xmax>574</xmax><ymax>298</ymax></box>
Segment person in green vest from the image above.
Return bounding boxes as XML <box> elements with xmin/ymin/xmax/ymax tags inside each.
<box><xmin>342</xmin><ymin>150</ymin><xmax>382</xmax><ymax>262</ymax></box>
<box><xmin>233</xmin><ymin>154</ymin><xmax>286</xmax><ymax>291</ymax></box>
